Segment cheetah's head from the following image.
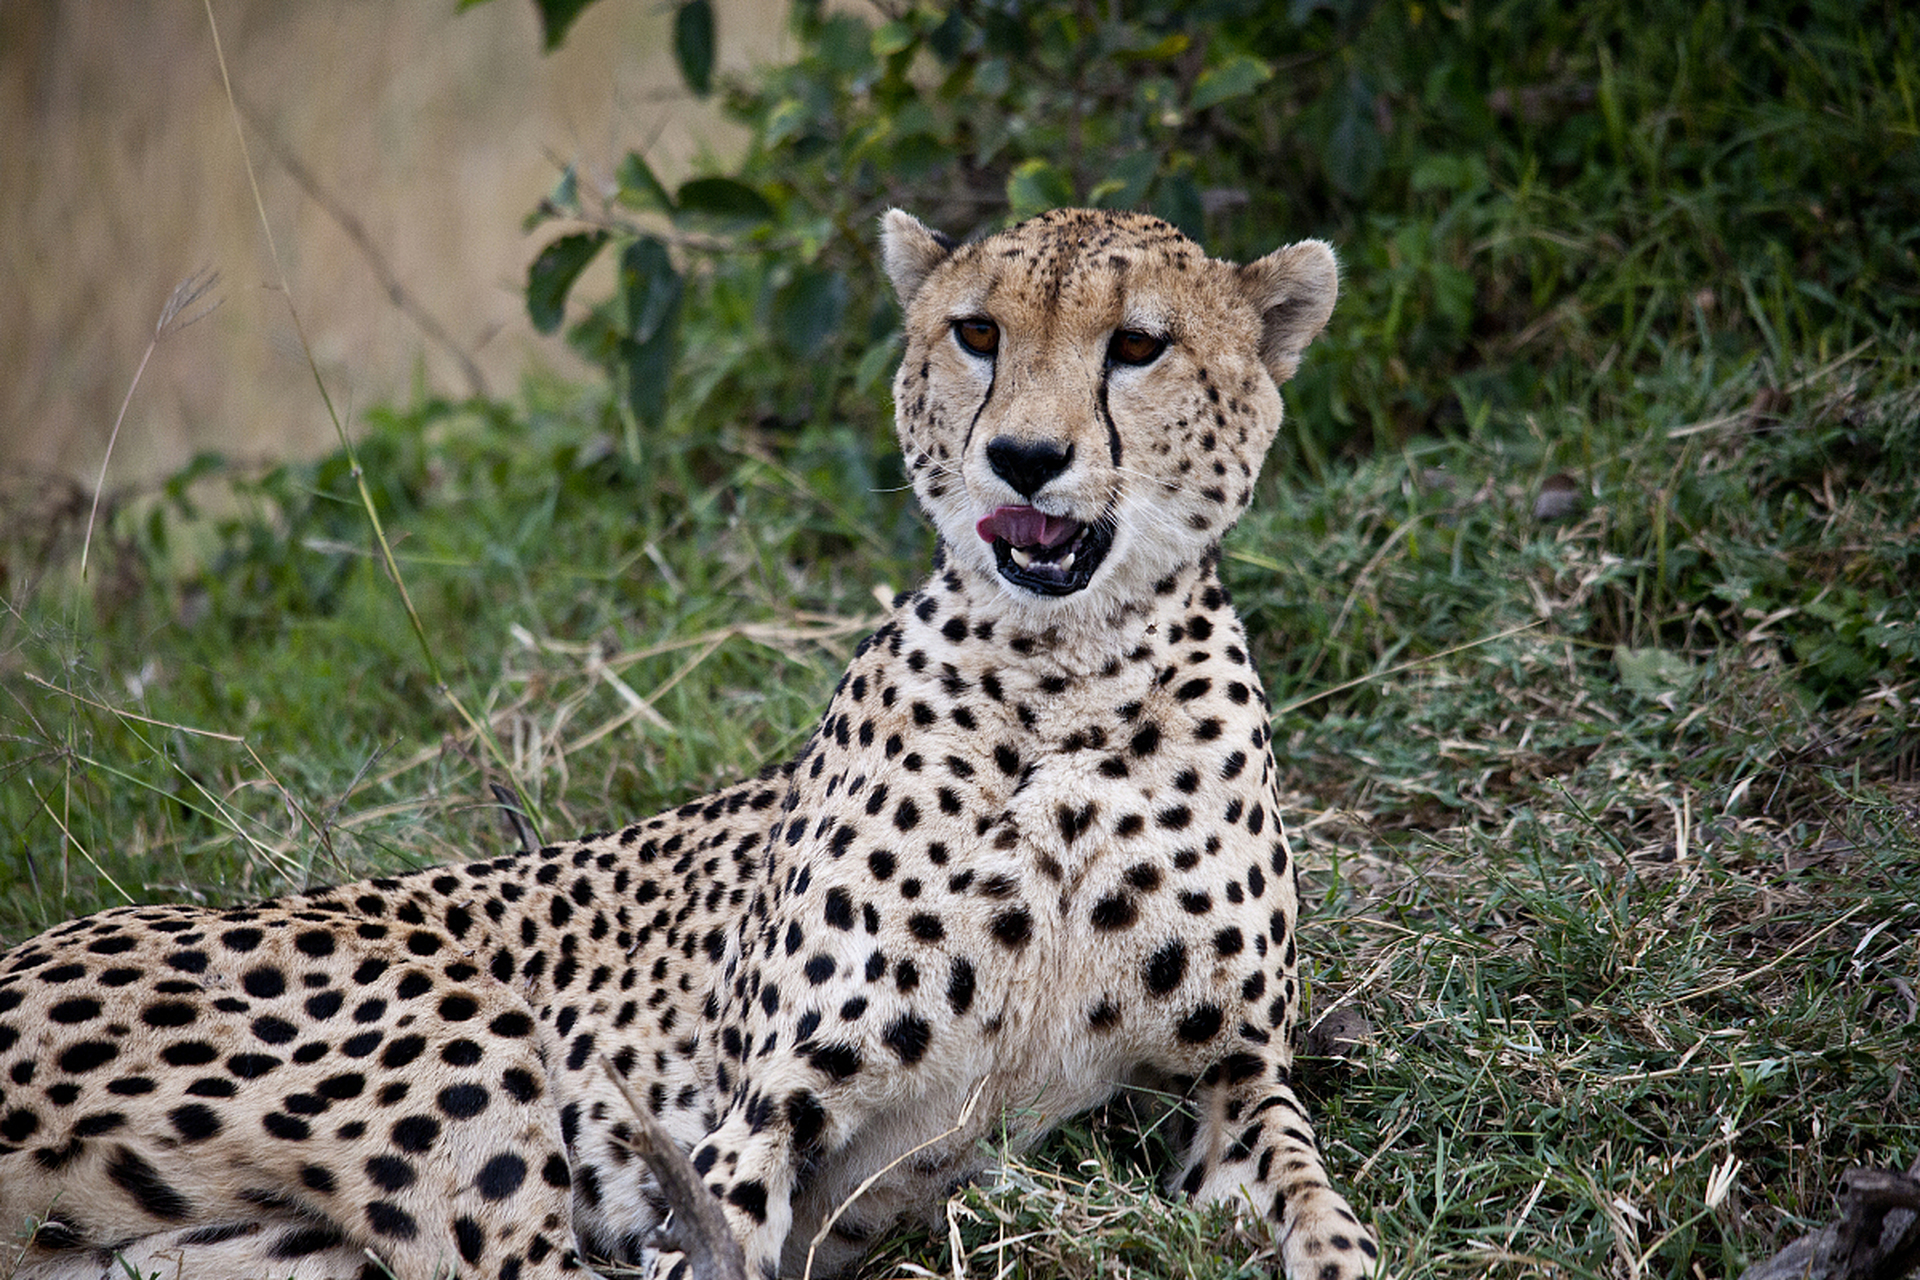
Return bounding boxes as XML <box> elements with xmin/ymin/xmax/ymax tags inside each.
<box><xmin>882</xmin><ymin>208</ymin><xmax>1336</xmax><ymax>619</ymax></box>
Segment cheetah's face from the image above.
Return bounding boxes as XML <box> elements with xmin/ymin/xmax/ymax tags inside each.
<box><xmin>883</xmin><ymin>208</ymin><xmax>1337</xmax><ymax>614</ymax></box>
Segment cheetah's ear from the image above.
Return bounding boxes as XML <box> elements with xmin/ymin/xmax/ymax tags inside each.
<box><xmin>1237</xmin><ymin>240</ymin><xmax>1339</xmax><ymax>385</ymax></box>
<box><xmin>881</xmin><ymin>209</ymin><xmax>957</xmax><ymax>309</ymax></box>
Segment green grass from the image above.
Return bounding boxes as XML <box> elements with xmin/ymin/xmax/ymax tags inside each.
<box><xmin>3</xmin><ymin>1</ymin><xmax>1918</xmax><ymax>1277</ymax></box>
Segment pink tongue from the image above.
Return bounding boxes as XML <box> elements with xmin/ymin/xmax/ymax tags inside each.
<box><xmin>976</xmin><ymin>506</ymin><xmax>1077</xmax><ymax>547</ymax></box>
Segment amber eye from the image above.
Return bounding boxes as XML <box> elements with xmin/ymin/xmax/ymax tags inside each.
<box><xmin>1108</xmin><ymin>329</ymin><xmax>1167</xmax><ymax>366</ymax></box>
<box><xmin>953</xmin><ymin>317</ymin><xmax>1000</xmax><ymax>356</ymax></box>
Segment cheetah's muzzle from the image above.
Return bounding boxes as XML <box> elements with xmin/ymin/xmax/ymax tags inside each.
<box><xmin>976</xmin><ymin>503</ymin><xmax>1113</xmax><ymax>596</ymax></box>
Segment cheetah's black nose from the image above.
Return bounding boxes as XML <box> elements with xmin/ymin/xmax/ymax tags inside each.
<box><xmin>986</xmin><ymin>436</ymin><xmax>1074</xmax><ymax>499</ymax></box>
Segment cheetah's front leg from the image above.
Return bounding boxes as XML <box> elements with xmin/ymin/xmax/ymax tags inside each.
<box><xmin>1178</xmin><ymin>1061</ymin><xmax>1381</xmax><ymax>1279</ymax></box>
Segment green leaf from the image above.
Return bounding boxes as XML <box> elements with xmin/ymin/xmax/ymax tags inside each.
<box><xmin>531</xmin><ymin>0</ymin><xmax>596</xmax><ymax>51</ymax></box>
<box><xmin>614</xmin><ymin>152</ymin><xmax>674</xmax><ymax>214</ymax></box>
<box><xmin>619</xmin><ymin>237</ymin><xmax>682</xmax><ymax>345</ymax></box>
<box><xmin>622</xmin><ymin>319</ymin><xmax>678</xmax><ymax>431</ymax></box>
<box><xmin>1007</xmin><ymin>159</ymin><xmax>1076</xmax><ymax>220</ymax></box>
<box><xmin>673</xmin><ymin>0</ymin><xmax>715</xmax><ymax>96</ymax></box>
<box><xmin>773</xmin><ymin>267</ymin><xmax>849</xmax><ymax>359</ymax></box>
<box><xmin>1190</xmin><ymin>53</ymin><xmax>1273</xmax><ymax>112</ymax></box>
<box><xmin>526</xmin><ymin>231</ymin><xmax>607</xmax><ymax>334</ymax></box>
<box><xmin>617</xmin><ymin>240</ymin><xmax>682</xmax><ymax>429</ymax></box>
<box><xmin>674</xmin><ymin>177</ymin><xmax>777</xmax><ymax>226</ymax></box>
<box><xmin>872</xmin><ymin>18</ymin><xmax>916</xmax><ymax>59</ymax></box>
<box><xmin>1088</xmin><ymin>149</ymin><xmax>1159</xmax><ymax>210</ymax></box>
<box><xmin>1152</xmin><ymin>174</ymin><xmax>1205</xmax><ymax>239</ymax></box>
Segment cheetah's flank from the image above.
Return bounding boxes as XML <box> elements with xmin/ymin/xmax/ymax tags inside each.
<box><xmin>0</xmin><ymin>208</ymin><xmax>1376</xmax><ymax>1280</ymax></box>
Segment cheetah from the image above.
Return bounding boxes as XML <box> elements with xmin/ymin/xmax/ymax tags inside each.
<box><xmin>0</xmin><ymin>208</ymin><xmax>1377</xmax><ymax>1280</ymax></box>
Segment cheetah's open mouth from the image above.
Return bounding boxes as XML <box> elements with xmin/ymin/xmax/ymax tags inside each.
<box><xmin>975</xmin><ymin>505</ymin><xmax>1112</xmax><ymax>597</ymax></box>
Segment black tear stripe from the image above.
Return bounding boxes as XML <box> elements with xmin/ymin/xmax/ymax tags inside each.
<box><xmin>1097</xmin><ymin>371</ymin><xmax>1122</xmax><ymax>467</ymax></box>
<box><xmin>961</xmin><ymin>366</ymin><xmax>997</xmax><ymax>474</ymax></box>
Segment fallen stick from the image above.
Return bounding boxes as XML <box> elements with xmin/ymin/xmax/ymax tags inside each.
<box><xmin>601</xmin><ymin>1055</ymin><xmax>748</xmax><ymax>1280</ymax></box>
<box><xmin>1738</xmin><ymin>1164</ymin><xmax>1920</xmax><ymax>1280</ymax></box>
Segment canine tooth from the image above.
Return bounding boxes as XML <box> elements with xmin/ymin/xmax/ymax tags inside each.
<box><xmin>1059</xmin><ymin>552</ymin><xmax>1076</xmax><ymax>571</ymax></box>
<box><xmin>1010</xmin><ymin>546</ymin><xmax>1033</xmax><ymax>568</ymax></box>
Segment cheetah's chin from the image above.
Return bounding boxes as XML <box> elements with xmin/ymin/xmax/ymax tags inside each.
<box><xmin>976</xmin><ymin>504</ymin><xmax>1113</xmax><ymax>597</ymax></box>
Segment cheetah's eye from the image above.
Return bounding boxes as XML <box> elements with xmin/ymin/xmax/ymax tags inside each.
<box><xmin>953</xmin><ymin>318</ymin><xmax>1000</xmax><ymax>357</ymax></box>
<box><xmin>1107</xmin><ymin>329</ymin><xmax>1167</xmax><ymax>367</ymax></box>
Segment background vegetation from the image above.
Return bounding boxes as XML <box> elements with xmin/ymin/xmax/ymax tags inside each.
<box><xmin>3</xmin><ymin>0</ymin><xmax>1916</xmax><ymax>1276</ymax></box>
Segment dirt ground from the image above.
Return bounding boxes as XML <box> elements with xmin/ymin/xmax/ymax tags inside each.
<box><xmin>1</xmin><ymin>0</ymin><xmax>783</xmax><ymax>491</ymax></box>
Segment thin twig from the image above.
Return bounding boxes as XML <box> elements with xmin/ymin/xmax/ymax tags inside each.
<box><xmin>202</xmin><ymin>0</ymin><xmax>541</xmax><ymax>835</ymax></box>
<box><xmin>237</xmin><ymin>101</ymin><xmax>489</xmax><ymax>398</ymax></box>
<box><xmin>804</xmin><ymin>1079</ymin><xmax>989</xmax><ymax>1280</ymax></box>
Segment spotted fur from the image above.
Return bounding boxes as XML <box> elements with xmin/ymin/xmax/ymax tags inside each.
<box><xmin>0</xmin><ymin>209</ymin><xmax>1375</xmax><ymax>1280</ymax></box>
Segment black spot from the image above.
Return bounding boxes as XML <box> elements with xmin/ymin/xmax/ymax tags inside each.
<box><xmin>823</xmin><ymin>887</ymin><xmax>855</xmax><ymax>930</ymax></box>
<box><xmin>787</xmin><ymin>1090</ymin><xmax>826</xmax><ymax>1153</ymax></box>
<box><xmin>1144</xmin><ymin>940</ymin><xmax>1188</xmax><ymax>996</ymax></box>
<box><xmin>107</xmin><ymin>1145</ymin><xmax>193</xmax><ymax>1220</ymax></box>
<box><xmin>381</xmin><ymin>1036</ymin><xmax>427</xmax><ymax>1070</ymax></box>
<box><xmin>49</xmin><ymin>997</ymin><xmax>101</xmax><ymax>1024</ymax></box>
<box><xmin>1129</xmin><ymin>723</ymin><xmax>1161</xmax><ymax>756</ymax></box>
<box><xmin>438</xmin><ymin>1084</ymin><xmax>489</xmax><ymax>1120</ymax></box>
<box><xmin>221</xmin><ymin>927</ymin><xmax>264</xmax><ymax>953</ymax></box>
<box><xmin>501</xmin><ymin>1068</ymin><xmax>540</xmax><ymax>1103</ymax></box>
<box><xmin>263</xmin><ymin>1112</ymin><xmax>311</xmax><ymax>1140</ymax></box>
<box><xmin>908</xmin><ymin>912</ymin><xmax>945</xmax><ymax>942</ymax></box>
<box><xmin>441</xmin><ymin>1039</ymin><xmax>482</xmax><ymax>1068</ymax></box>
<box><xmin>295</xmin><ymin>930</ymin><xmax>336</xmax><ymax>958</ymax></box>
<box><xmin>366</xmin><ymin>1155</ymin><xmax>417</xmax><ymax>1191</ymax></box>
<box><xmin>1176</xmin><ymin>1004</ymin><xmax>1224</xmax><ymax>1044</ymax></box>
<box><xmin>489</xmin><ymin>1011</ymin><xmax>533</xmax><ymax>1038</ymax></box>
<box><xmin>436</xmin><ymin>993</ymin><xmax>479</xmax><ymax>1021</ymax></box>
<box><xmin>342</xmin><ymin>1030</ymin><xmax>383</xmax><ymax>1059</ymax></box>
<box><xmin>883</xmin><ymin>1013</ymin><xmax>931</xmax><ymax>1064</ymax></box>
<box><xmin>946</xmin><ymin>958</ymin><xmax>976</xmax><ymax>1015</ymax></box>
<box><xmin>477</xmin><ymin>1152</ymin><xmax>527</xmax><ymax>1200</ymax></box>
<box><xmin>242</xmin><ymin>966</ymin><xmax>286</xmax><ymax>999</ymax></box>
<box><xmin>305</xmin><ymin>990</ymin><xmax>344</xmax><ymax>1020</ymax></box>
<box><xmin>317</xmin><ymin>1073</ymin><xmax>366</xmax><ymax>1100</ymax></box>
<box><xmin>352</xmin><ymin>958</ymin><xmax>390</xmax><ymax>984</ymax></box>
<box><xmin>1088</xmin><ymin>999</ymin><xmax>1121</xmax><ymax>1031</ymax></box>
<box><xmin>227</xmin><ymin>1053</ymin><xmax>281</xmax><ymax>1079</ymax></box>
<box><xmin>74</xmin><ymin>1110</ymin><xmax>126</xmax><ymax>1136</ymax></box>
<box><xmin>990</xmin><ymin>907</ymin><xmax>1032</xmax><ymax>948</ymax></box>
<box><xmin>807</xmin><ymin>1043</ymin><xmax>863</xmax><ymax>1080</ymax></box>
<box><xmin>141</xmin><ymin>1001</ymin><xmax>197</xmax><ymax>1028</ymax></box>
<box><xmin>274</xmin><ymin>1222</ymin><xmax>346</xmax><ymax>1258</ymax></box>
<box><xmin>252</xmin><ymin>1016</ymin><xmax>299</xmax><ymax>1045</ymax></box>
<box><xmin>1090</xmin><ymin>894</ymin><xmax>1137</xmax><ymax>931</ymax></box>
<box><xmin>455</xmin><ymin>1214</ymin><xmax>486</xmax><ymax>1265</ymax></box>
<box><xmin>365</xmin><ymin>1201</ymin><xmax>419</xmax><ymax>1241</ymax></box>
<box><xmin>58</xmin><ymin>1040</ymin><xmax>119</xmax><ymax>1074</ymax></box>
<box><xmin>894</xmin><ymin>798</ymin><xmax>921</xmax><ymax>831</ymax></box>
<box><xmin>166</xmin><ymin>949</ymin><xmax>210</xmax><ymax>974</ymax></box>
<box><xmin>391</xmin><ymin>1114</ymin><xmax>441</xmax><ymax>1152</ymax></box>
<box><xmin>168</xmin><ymin>1103</ymin><xmax>222</xmax><ymax>1142</ymax></box>
<box><xmin>727</xmin><ymin>1179</ymin><xmax>769</xmax><ymax>1224</ymax></box>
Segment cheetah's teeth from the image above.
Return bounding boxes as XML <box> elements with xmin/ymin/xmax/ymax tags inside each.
<box><xmin>1058</xmin><ymin>551</ymin><xmax>1076</xmax><ymax>571</ymax></box>
<box><xmin>1009</xmin><ymin>545</ymin><xmax>1033</xmax><ymax>568</ymax></box>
